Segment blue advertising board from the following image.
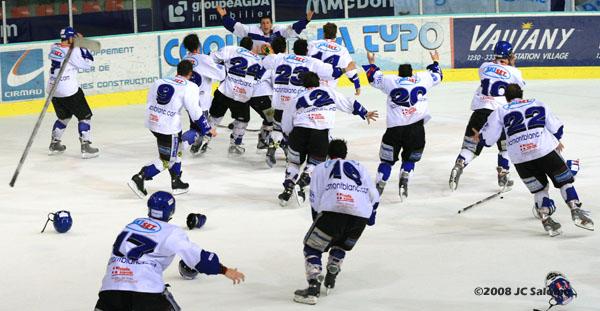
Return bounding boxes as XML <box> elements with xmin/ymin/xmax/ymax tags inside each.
<box><xmin>453</xmin><ymin>15</ymin><xmax>600</xmax><ymax>68</ymax></box>
<box><xmin>0</xmin><ymin>49</ymin><xmax>45</xmax><ymax>102</ymax></box>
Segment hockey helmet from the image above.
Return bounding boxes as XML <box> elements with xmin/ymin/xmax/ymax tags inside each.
<box><xmin>494</xmin><ymin>41</ymin><xmax>513</xmax><ymax>59</ymax></box>
<box><xmin>148</xmin><ymin>191</ymin><xmax>176</xmax><ymax>222</ymax></box>
<box><xmin>60</xmin><ymin>27</ymin><xmax>76</xmax><ymax>40</ymax></box>
<box><xmin>41</xmin><ymin>210</ymin><xmax>73</xmax><ymax>233</ymax></box>
<box><xmin>178</xmin><ymin>260</ymin><xmax>199</xmax><ymax>280</ymax></box>
<box><xmin>545</xmin><ymin>271</ymin><xmax>577</xmax><ymax>306</ymax></box>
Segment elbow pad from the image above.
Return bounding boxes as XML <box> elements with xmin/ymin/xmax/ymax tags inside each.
<box><xmin>426</xmin><ymin>61</ymin><xmax>442</xmax><ymax>81</ymax></box>
<box><xmin>194</xmin><ymin>115</ymin><xmax>212</xmax><ymax>136</ymax></box>
<box><xmin>223</xmin><ymin>16</ymin><xmax>236</xmax><ymax>32</ymax></box>
<box><xmin>352</xmin><ymin>101</ymin><xmax>368</xmax><ymax>119</ymax></box>
<box><xmin>194</xmin><ymin>250</ymin><xmax>222</xmax><ymax>275</ymax></box>
<box><xmin>346</xmin><ymin>69</ymin><xmax>360</xmax><ymax>89</ymax></box>
<box><xmin>361</xmin><ymin>64</ymin><xmax>380</xmax><ymax>83</ymax></box>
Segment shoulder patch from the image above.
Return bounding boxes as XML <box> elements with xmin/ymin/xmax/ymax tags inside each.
<box><xmin>127</xmin><ymin>218</ymin><xmax>162</xmax><ymax>233</ymax></box>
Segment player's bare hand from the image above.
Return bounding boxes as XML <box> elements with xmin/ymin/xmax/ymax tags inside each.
<box><xmin>209</xmin><ymin>128</ymin><xmax>217</xmax><ymax>138</ymax></box>
<box><xmin>556</xmin><ymin>141</ymin><xmax>564</xmax><ymax>153</ymax></box>
<box><xmin>470</xmin><ymin>128</ymin><xmax>480</xmax><ymax>143</ymax></box>
<box><xmin>354</xmin><ymin>88</ymin><xmax>361</xmax><ymax>96</ymax></box>
<box><xmin>509</xmin><ymin>53</ymin><xmax>516</xmax><ymax>66</ymax></box>
<box><xmin>216</xmin><ymin>5</ymin><xmax>227</xmax><ymax>17</ymax></box>
<box><xmin>367</xmin><ymin>52</ymin><xmax>376</xmax><ymax>64</ymax></box>
<box><xmin>224</xmin><ymin>268</ymin><xmax>245</xmax><ymax>285</ymax></box>
<box><xmin>306</xmin><ymin>10</ymin><xmax>314</xmax><ymax>21</ymax></box>
<box><xmin>366</xmin><ymin>111</ymin><xmax>379</xmax><ymax>124</ymax></box>
<box><xmin>76</xmin><ymin>33</ymin><xmax>84</xmax><ymax>38</ymax></box>
<box><xmin>429</xmin><ymin>50</ymin><xmax>439</xmax><ymax>62</ymax></box>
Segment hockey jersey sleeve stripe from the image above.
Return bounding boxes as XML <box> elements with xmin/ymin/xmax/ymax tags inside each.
<box><xmin>247</xmin><ymin>32</ymin><xmax>271</xmax><ymax>43</ymax></box>
<box><xmin>194</xmin><ymin>115</ymin><xmax>212</xmax><ymax>136</ymax></box>
<box><xmin>80</xmin><ymin>48</ymin><xmax>94</xmax><ymax>61</ymax></box>
<box><xmin>426</xmin><ymin>61</ymin><xmax>442</xmax><ymax>81</ymax></box>
<box><xmin>553</xmin><ymin>125</ymin><xmax>564</xmax><ymax>140</ymax></box>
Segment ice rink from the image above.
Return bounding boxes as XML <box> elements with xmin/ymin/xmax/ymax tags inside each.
<box><xmin>1</xmin><ymin>79</ymin><xmax>599</xmax><ymax>310</ymax></box>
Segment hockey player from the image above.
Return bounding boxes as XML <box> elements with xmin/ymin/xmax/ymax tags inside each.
<box><xmin>47</xmin><ymin>27</ymin><xmax>99</xmax><ymax>158</ymax></box>
<box><xmin>128</xmin><ymin>60</ymin><xmax>216</xmax><ymax>198</ymax></box>
<box><xmin>294</xmin><ymin>139</ymin><xmax>379</xmax><ymax>305</ymax></box>
<box><xmin>95</xmin><ymin>191</ymin><xmax>245</xmax><ymax>310</ymax></box>
<box><xmin>449</xmin><ymin>41</ymin><xmax>525</xmax><ymax>191</ymax></box>
<box><xmin>308</xmin><ymin>22</ymin><xmax>361</xmax><ymax>95</ymax></box>
<box><xmin>262</xmin><ymin>37</ymin><xmax>345</xmax><ymax>168</ymax></box>
<box><xmin>363</xmin><ymin>50</ymin><xmax>442</xmax><ymax>200</ymax></box>
<box><xmin>179</xmin><ymin>33</ymin><xmax>226</xmax><ymax>155</ymax></box>
<box><xmin>475</xmin><ymin>84</ymin><xmax>593</xmax><ymax>236</ymax></box>
<box><xmin>204</xmin><ymin>37</ymin><xmax>264</xmax><ymax>155</ymax></box>
<box><xmin>277</xmin><ymin>72</ymin><xmax>378</xmax><ymax>206</ymax></box>
<box><xmin>216</xmin><ymin>5</ymin><xmax>313</xmax><ymax>53</ymax></box>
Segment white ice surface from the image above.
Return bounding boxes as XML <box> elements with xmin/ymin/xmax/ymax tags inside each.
<box><xmin>1</xmin><ymin>80</ymin><xmax>599</xmax><ymax>311</ymax></box>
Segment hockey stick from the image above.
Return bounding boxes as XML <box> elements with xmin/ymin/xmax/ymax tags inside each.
<box><xmin>218</xmin><ymin>124</ymin><xmax>261</xmax><ymax>132</ymax></box>
<box><xmin>9</xmin><ymin>38</ymin><xmax>101</xmax><ymax>187</ymax></box>
<box><xmin>457</xmin><ymin>188</ymin><xmax>509</xmax><ymax>214</ymax></box>
<box><xmin>8</xmin><ymin>47</ymin><xmax>74</xmax><ymax>187</ymax></box>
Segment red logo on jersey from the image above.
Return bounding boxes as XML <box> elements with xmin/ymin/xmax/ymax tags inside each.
<box><xmin>336</xmin><ymin>193</ymin><xmax>354</xmax><ymax>203</ymax></box>
<box><xmin>402</xmin><ymin>106</ymin><xmax>417</xmax><ymax>116</ymax></box>
<box><xmin>233</xmin><ymin>85</ymin><xmax>247</xmax><ymax>95</ymax></box>
<box><xmin>520</xmin><ymin>143</ymin><xmax>537</xmax><ymax>152</ymax></box>
<box><xmin>139</xmin><ymin>221</ymin><xmax>158</xmax><ymax>230</ymax></box>
<box><xmin>150</xmin><ymin>113</ymin><xmax>159</xmax><ymax>123</ymax></box>
<box><xmin>52</xmin><ymin>50</ymin><xmax>64</xmax><ymax>57</ymax></box>
<box><xmin>280</xmin><ymin>95</ymin><xmax>291</xmax><ymax>102</ymax></box>
<box><xmin>111</xmin><ymin>266</ymin><xmax>134</xmax><ymax>276</ymax></box>
<box><xmin>309</xmin><ymin>113</ymin><xmax>325</xmax><ymax>121</ymax></box>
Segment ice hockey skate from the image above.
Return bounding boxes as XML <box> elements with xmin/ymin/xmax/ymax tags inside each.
<box><xmin>295</xmin><ymin>172</ymin><xmax>310</xmax><ymax>203</ymax></box>
<box><xmin>128</xmin><ymin>171</ymin><xmax>147</xmax><ymax>199</ymax></box>
<box><xmin>80</xmin><ymin>138</ymin><xmax>99</xmax><ymax>159</ymax></box>
<box><xmin>496</xmin><ymin>166</ymin><xmax>514</xmax><ymax>189</ymax></box>
<box><xmin>293</xmin><ymin>279</ymin><xmax>321</xmax><ymax>305</ymax></box>
<box><xmin>541</xmin><ymin>216</ymin><xmax>562</xmax><ymax>237</ymax></box>
<box><xmin>324</xmin><ymin>264</ymin><xmax>340</xmax><ymax>295</ymax></box>
<box><xmin>48</xmin><ymin>140</ymin><xmax>66</xmax><ymax>155</ymax></box>
<box><xmin>256</xmin><ymin>129</ymin><xmax>269</xmax><ymax>150</ymax></box>
<box><xmin>569</xmin><ymin>202</ymin><xmax>594</xmax><ymax>231</ymax></box>
<box><xmin>449</xmin><ymin>158</ymin><xmax>464</xmax><ymax>191</ymax></box>
<box><xmin>228</xmin><ymin>143</ymin><xmax>246</xmax><ymax>156</ymax></box>
<box><xmin>399</xmin><ymin>170</ymin><xmax>409</xmax><ymax>201</ymax></box>
<box><xmin>278</xmin><ymin>180</ymin><xmax>295</xmax><ymax>207</ymax></box>
<box><xmin>171</xmin><ymin>173</ymin><xmax>189</xmax><ymax>195</ymax></box>
<box><xmin>266</xmin><ymin>141</ymin><xmax>278</xmax><ymax>168</ymax></box>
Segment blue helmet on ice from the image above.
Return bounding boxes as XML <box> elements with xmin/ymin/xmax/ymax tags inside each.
<box><xmin>60</xmin><ymin>27</ymin><xmax>76</xmax><ymax>40</ymax></box>
<box><xmin>545</xmin><ymin>271</ymin><xmax>577</xmax><ymax>306</ymax></box>
<box><xmin>494</xmin><ymin>41</ymin><xmax>513</xmax><ymax>59</ymax></box>
<box><xmin>147</xmin><ymin>191</ymin><xmax>176</xmax><ymax>222</ymax></box>
<box><xmin>41</xmin><ymin>210</ymin><xmax>73</xmax><ymax>233</ymax></box>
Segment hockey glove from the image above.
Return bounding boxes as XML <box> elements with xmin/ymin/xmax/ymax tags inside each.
<box><xmin>367</xmin><ymin>202</ymin><xmax>379</xmax><ymax>226</ymax></box>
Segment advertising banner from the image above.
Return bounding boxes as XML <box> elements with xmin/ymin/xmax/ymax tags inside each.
<box><xmin>152</xmin><ymin>0</ymin><xmax>204</xmax><ymax>30</ymax></box>
<box><xmin>453</xmin><ymin>15</ymin><xmax>600</xmax><ymax>68</ymax></box>
<box><xmin>0</xmin><ymin>33</ymin><xmax>159</xmax><ymax>102</ymax></box>
<box><xmin>203</xmin><ymin>0</ymin><xmax>272</xmax><ymax>26</ymax></box>
<box><xmin>156</xmin><ymin>17</ymin><xmax>451</xmax><ymax>74</ymax></box>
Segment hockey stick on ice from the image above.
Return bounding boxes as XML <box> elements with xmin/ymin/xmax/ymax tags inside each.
<box><xmin>218</xmin><ymin>123</ymin><xmax>261</xmax><ymax>132</ymax></box>
<box><xmin>9</xmin><ymin>38</ymin><xmax>101</xmax><ymax>187</ymax></box>
<box><xmin>457</xmin><ymin>190</ymin><xmax>505</xmax><ymax>214</ymax></box>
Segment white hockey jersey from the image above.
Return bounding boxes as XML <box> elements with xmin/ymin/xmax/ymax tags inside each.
<box><xmin>310</xmin><ymin>159</ymin><xmax>380</xmax><ymax>219</ymax></box>
<box><xmin>308</xmin><ymin>39</ymin><xmax>354</xmax><ymax>88</ymax></box>
<box><xmin>222</xmin><ymin>15</ymin><xmax>308</xmax><ymax>51</ymax></box>
<box><xmin>282</xmin><ymin>86</ymin><xmax>367</xmax><ymax>134</ymax></box>
<box><xmin>211</xmin><ymin>46</ymin><xmax>263</xmax><ymax>103</ymax></box>
<box><xmin>480</xmin><ymin>98</ymin><xmax>564</xmax><ymax>164</ymax></box>
<box><xmin>471</xmin><ymin>62</ymin><xmax>525</xmax><ymax>111</ymax></box>
<box><xmin>182</xmin><ymin>52</ymin><xmax>226</xmax><ymax>111</ymax></box>
<box><xmin>369</xmin><ymin>69</ymin><xmax>441</xmax><ymax>128</ymax></box>
<box><xmin>47</xmin><ymin>43</ymin><xmax>93</xmax><ymax>98</ymax></box>
<box><xmin>263</xmin><ymin>53</ymin><xmax>338</xmax><ymax>111</ymax></box>
<box><xmin>145</xmin><ymin>76</ymin><xmax>202</xmax><ymax>135</ymax></box>
<box><xmin>100</xmin><ymin>217</ymin><xmax>219</xmax><ymax>293</ymax></box>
